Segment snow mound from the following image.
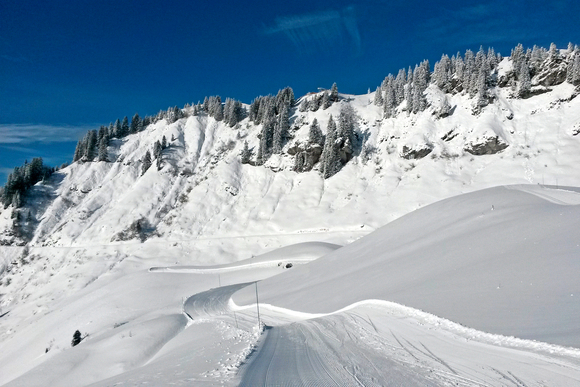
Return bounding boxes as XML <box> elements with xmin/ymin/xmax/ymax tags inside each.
<box><xmin>233</xmin><ymin>185</ymin><xmax>580</xmax><ymax>347</ymax></box>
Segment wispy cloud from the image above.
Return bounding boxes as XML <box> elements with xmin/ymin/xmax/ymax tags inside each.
<box><xmin>0</xmin><ymin>124</ymin><xmax>95</xmax><ymax>144</ymax></box>
<box><xmin>265</xmin><ymin>6</ymin><xmax>361</xmax><ymax>54</ymax></box>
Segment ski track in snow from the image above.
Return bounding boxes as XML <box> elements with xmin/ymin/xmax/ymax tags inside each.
<box><xmin>174</xmin><ymin>280</ymin><xmax>580</xmax><ymax>386</ymax></box>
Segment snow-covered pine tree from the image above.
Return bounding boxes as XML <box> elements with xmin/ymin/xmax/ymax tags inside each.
<box><xmin>114</xmin><ymin>119</ymin><xmax>122</xmax><ymax>138</ymax></box>
<box><xmin>321</xmin><ymin>91</ymin><xmax>331</xmax><ymax>109</ymax></box>
<box><xmin>153</xmin><ymin>141</ymin><xmax>162</xmax><ymax>159</ymax></box>
<box><xmin>322</xmin><ymin>116</ymin><xmax>340</xmax><ymax>179</ymax></box>
<box><xmin>84</xmin><ymin>130</ymin><xmax>98</xmax><ymax>162</ymax></box>
<box><xmin>275</xmin><ymin>87</ymin><xmax>295</xmax><ymax>112</ymax></box>
<box><xmin>308</xmin><ymin>118</ymin><xmax>324</xmax><ymax>147</ymax></box>
<box><xmin>258</xmin><ymin>100</ymin><xmax>276</xmax><ymax>163</ymax></box>
<box><xmin>453</xmin><ymin>53</ymin><xmax>465</xmax><ymax>92</ymax></box>
<box><xmin>373</xmin><ymin>86</ymin><xmax>383</xmax><ymax>106</ymax></box>
<box><xmin>433</xmin><ymin>54</ymin><xmax>452</xmax><ymax>93</ymax></box>
<box><xmin>161</xmin><ymin>135</ymin><xmax>167</xmax><ymax>149</ymax></box>
<box><xmin>572</xmin><ymin>51</ymin><xmax>580</xmax><ymax>85</ymax></box>
<box><xmin>273</xmin><ymin>105</ymin><xmax>289</xmax><ymax>154</ymax></box>
<box><xmin>141</xmin><ymin>150</ymin><xmax>152</xmax><ymax>176</ymax></box>
<box><xmin>97</xmin><ymin>136</ymin><xmax>108</xmax><ymax>162</ymax></box>
<box><xmin>330</xmin><ymin>83</ymin><xmax>339</xmax><ymax>102</ymax></box>
<box><xmin>405</xmin><ymin>67</ymin><xmax>414</xmax><ymax>112</ymax></box>
<box><xmin>209</xmin><ymin>96</ymin><xmax>223</xmax><ymax>121</ymax></box>
<box><xmin>337</xmin><ymin>104</ymin><xmax>356</xmax><ymax>162</ymax></box>
<box><xmin>383</xmin><ymin>79</ymin><xmax>396</xmax><ymax>118</ymax></box>
<box><xmin>120</xmin><ymin>116</ymin><xmax>129</xmax><ymax>137</ymax></box>
<box><xmin>73</xmin><ymin>138</ymin><xmax>86</xmax><ymax>162</ymax></box>
<box><xmin>412</xmin><ymin>65</ymin><xmax>426</xmax><ymax>113</ymax></box>
<box><xmin>130</xmin><ymin>113</ymin><xmax>142</xmax><ymax>134</ymax></box>
<box><xmin>395</xmin><ymin>69</ymin><xmax>406</xmax><ymax>104</ymax></box>
<box><xmin>487</xmin><ymin>47</ymin><xmax>498</xmax><ymax>70</ymax></box>
<box><xmin>511</xmin><ymin>44</ymin><xmax>525</xmax><ymax>79</ymax></box>
<box><xmin>548</xmin><ymin>42</ymin><xmax>559</xmax><ymax>61</ymax></box>
<box><xmin>517</xmin><ymin>62</ymin><xmax>531</xmax><ymax>98</ymax></box>
<box><xmin>97</xmin><ymin>125</ymin><xmax>108</xmax><ymax>142</ymax></box>
<box><xmin>309</xmin><ymin>95</ymin><xmax>321</xmax><ymax>111</ymax></box>
<box><xmin>249</xmin><ymin>97</ymin><xmax>260</xmax><ymax>123</ymax></box>
<box><xmin>241</xmin><ymin>140</ymin><xmax>251</xmax><ymax>164</ymax></box>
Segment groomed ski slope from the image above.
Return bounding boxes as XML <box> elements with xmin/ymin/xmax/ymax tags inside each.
<box><xmin>3</xmin><ymin>185</ymin><xmax>579</xmax><ymax>386</ymax></box>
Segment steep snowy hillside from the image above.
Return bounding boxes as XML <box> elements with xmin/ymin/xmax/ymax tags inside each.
<box><xmin>1</xmin><ymin>47</ymin><xmax>580</xmax><ymax>335</ymax></box>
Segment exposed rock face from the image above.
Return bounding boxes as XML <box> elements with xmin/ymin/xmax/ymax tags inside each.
<box><xmin>294</xmin><ymin>145</ymin><xmax>323</xmax><ymax>172</ymax></box>
<box><xmin>534</xmin><ymin>58</ymin><xmax>568</xmax><ymax>87</ymax></box>
<box><xmin>401</xmin><ymin>145</ymin><xmax>433</xmax><ymax>160</ymax></box>
<box><xmin>465</xmin><ymin>136</ymin><xmax>509</xmax><ymax>155</ymax></box>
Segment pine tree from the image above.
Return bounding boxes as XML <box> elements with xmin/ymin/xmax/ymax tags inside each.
<box><xmin>322</xmin><ymin>116</ymin><xmax>340</xmax><ymax>179</ymax></box>
<box><xmin>395</xmin><ymin>69</ymin><xmax>406</xmax><ymax>104</ymax></box>
<box><xmin>572</xmin><ymin>51</ymin><xmax>580</xmax><ymax>85</ymax></box>
<box><xmin>120</xmin><ymin>116</ymin><xmax>129</xmax><ymax>137</ymax></box>
<box><xmin>153</xmin><ymin>141</ymin><xmax>162</xmax><ymax>159</ymax></box>
<box><xmin>517</xmin><ymin>62</ymin><xmax>531</xmax><ymax>98</ymax></box>
<box><xmin>273</xmin><ymin>105</ymin><xmax>289</xmax><ymax>154</ymax></box>
<box><xmin>161</xmin><ymin>135</ymin><xmax>167</xmax><ymax>149</ymax></box>
<box><xmin>308</xmin><ymin>118</ymin><xmax>324</xmax><ymax>147</ymax></box>
<box><xmin>373</xmin><ymin>87</ymin><xmax>383</xmax><ymax>106</ymax></box>
<box><xmin>71</xmin><ymin>330</ymin><xmax>82</xmax><ymax>347</ymax></box>
<box><xmin>130</xmin><ymin>113</ymin><xmax>142</xmax><ymax>134</ymax></box>
<box><xmin>97</xmin><ymin>125</ymin><xmax>108</xmax><ymax>142</ymax></box>
<box><xmin>548</xmin><ymin>42</ymin><xmax>559</xmax><ymax>61</ymax></box>
<box><xmin>97</xmin><ymin>136</ymin><xmax>108</xmax><ymax>162</ymax></box>
<box><xmin>73</xmin><ymin>138</ymin><xmax>86</xmax><ymax>162</ymax></box>
<box><xmin>405</xmin><ymin>67</ymin><xmax>413</xmax><ymax>112</ymax></box>
<box><xmin>241</xmin><ymin>141</ymin><xmax>251</xmax><ymax>164</ymax></box>
<box><xmin>321</xmin><ymin>91</ymin><xmax>331</xmax><ymax>110</ymax></box>
<box><xmin>114</xmin><ymin>119</ymin><xmax>122</xmax><ymax>138</ymax></box>
<box><xmin>258</xmin><ymin>100</ymin><xmax>276</xmax><ymax>164</ymax></box>
<box><xmin>84</xmin><ymin>130</ymin><xmax>98</xmax><ymax>162</ymax></box>
<box><xmin>330</xmin><ymin>82</ymin><xmax>339</xmax><ymax>102</ymax></box>
<box><xmin>383</xmin><ymin>80</ymin><xmax>396</xmax><ymax>118</ymax></box>
<box><xmin>141</xmin><ymin>150</ymin><xmax>152</xmax><ymax>176</ymax></box>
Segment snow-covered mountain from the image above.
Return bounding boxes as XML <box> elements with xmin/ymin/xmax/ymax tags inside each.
<box><xmin>1</xmin><ymin>44</ymin><xmax>580</xmax><ymax>385</ymax></box>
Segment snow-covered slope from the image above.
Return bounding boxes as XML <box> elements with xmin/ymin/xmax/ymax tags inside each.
<box><xmin>1</xmin><ymin>49</ymin><xmax>580</xmax><ymax>385</ymax></box>
<box><xmin>233</xmin><ymin>185</ymin><xmax>580</xmax><ymax>347</ymax></box>
<box><xmin>2</xmin><ymin>187</ymin><xmax>580</xmax><ymax>386</ymax></box>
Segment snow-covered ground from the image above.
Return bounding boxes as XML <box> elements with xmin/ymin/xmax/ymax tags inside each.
<box><xmin>1</xmin><ymin>53</ymin><xmax>580</xmax><ymax>385</ymax></box>
<box><xmin>1</xmin><ymin>185</ymin><xmax>579</xmax><ymax>386</ymax></box>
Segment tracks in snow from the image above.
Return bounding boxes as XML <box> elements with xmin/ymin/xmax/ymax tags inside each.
<box><xmin>180</xmin><ymin>283</ymin><xmax>580</xmax><ymax>386</ymax></box>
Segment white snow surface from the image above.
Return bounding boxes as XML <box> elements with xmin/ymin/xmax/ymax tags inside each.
<box><xmin>1</xmin><ymin>72</ymin><xmax>580</xmax><ymax>385</ymax></box>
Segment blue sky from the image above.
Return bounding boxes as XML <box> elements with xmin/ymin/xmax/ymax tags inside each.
<box><xmin>1</xmin><ymin>0</ymin><xmax>579</xmax><ymax>184</ymax></box>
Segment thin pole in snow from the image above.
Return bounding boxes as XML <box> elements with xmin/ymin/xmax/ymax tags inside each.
<box><xmin>255</xmin><ymin>282</ymin><xmax>261</xmax><ymax>327</ymax></box>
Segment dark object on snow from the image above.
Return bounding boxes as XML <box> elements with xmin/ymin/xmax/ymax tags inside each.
<box><xmin>465</xmin><ymin>136</ymin><xmax>508</xmax><ymax>155</ymax></box>
<box><xmin>285</xmin><ymin>263</ymin><xmax>293</xmax><ymax>269</ymax></box>
<box><xmin>71</xmin><ymin>330</ymin><xmax>82</xmax><ymax>347</ymax></box>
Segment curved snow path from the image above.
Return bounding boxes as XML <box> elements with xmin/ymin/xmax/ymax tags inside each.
<box><xmin>182</xmin><ymin>282</ymin><xmax>251</xmax><ymax>320</ymax></box>
<box><xmin>180</xmin><ymin>284</ymin><xmax>580</xmax><ymax>386</ymax></box>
